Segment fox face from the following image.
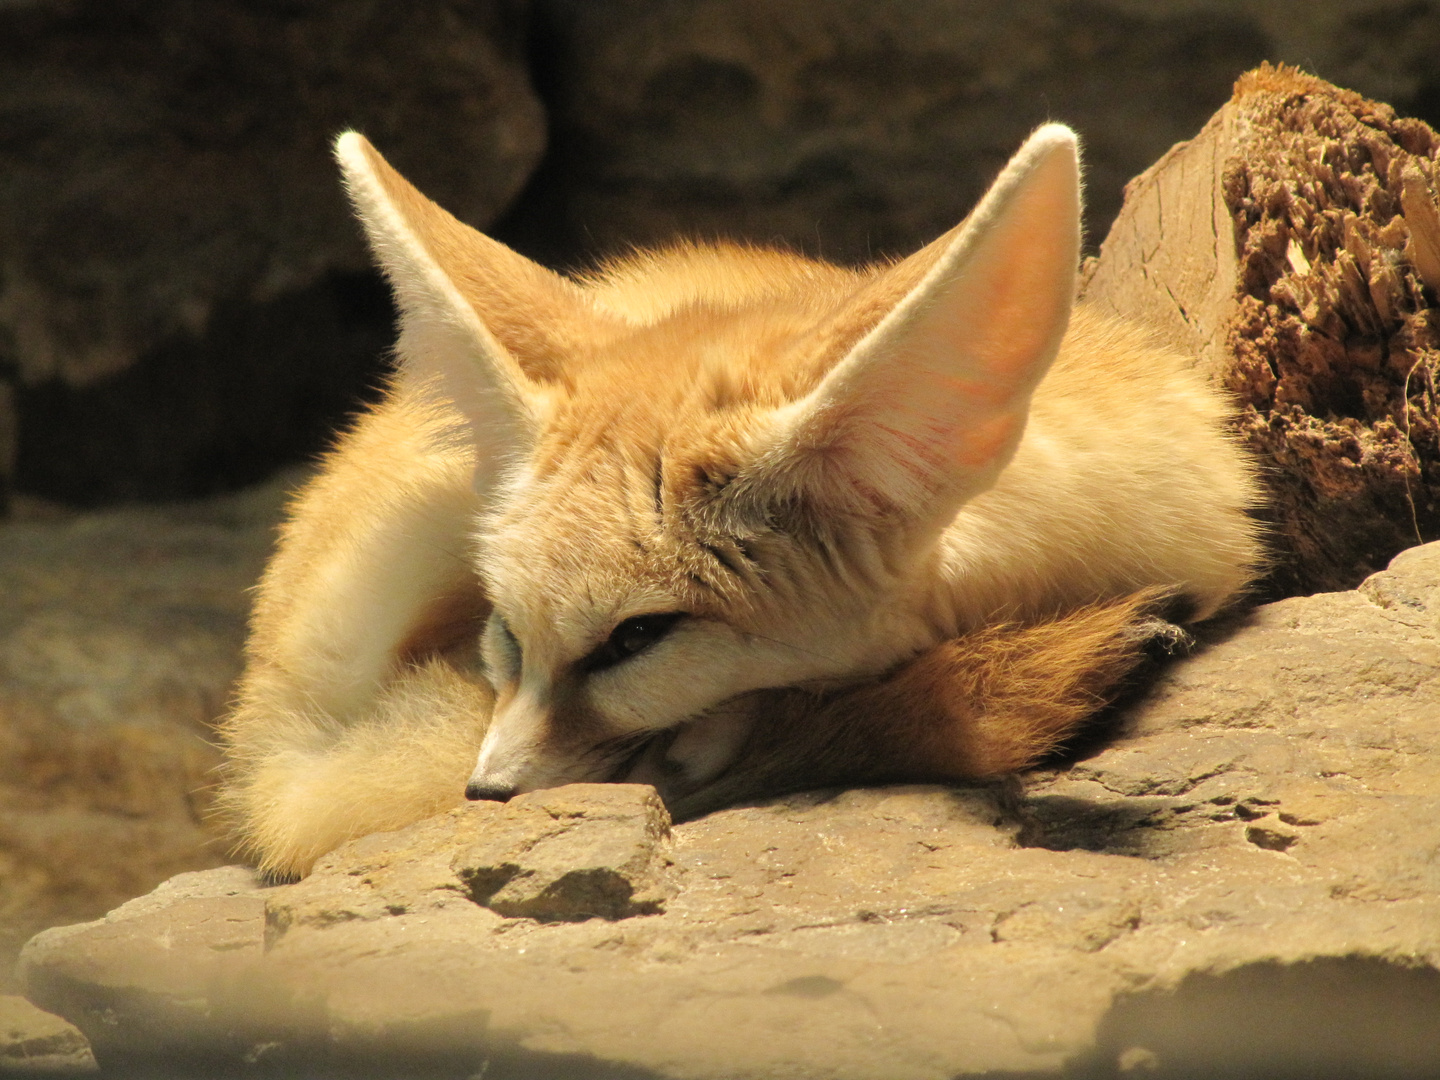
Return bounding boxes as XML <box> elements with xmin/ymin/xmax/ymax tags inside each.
<box><xmin>466</xmin><ymin>346</ymin><xmax>926</xmax><ymax>798</ymax></box>
<box><xmin>335</xmin><ymin>124</ymin><xmax>1091</xmax><ymax>799</ymax></box>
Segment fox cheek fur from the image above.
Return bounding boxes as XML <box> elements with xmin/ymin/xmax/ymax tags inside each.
<box><xmin>216</xmin><ymin>122</ymin><xmax>1260</xmax><ymax>877</ymax></box>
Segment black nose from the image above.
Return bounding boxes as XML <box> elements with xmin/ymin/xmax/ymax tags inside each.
<box><xmin>465</xmin><ymin>780</ymin><xmax>515</xmax><ymax>802</ymax></box>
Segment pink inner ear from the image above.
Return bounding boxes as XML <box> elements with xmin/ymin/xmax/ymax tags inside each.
<box><xmin>950</xmin><ymin>411</ymin><xmax>1022</xmax><ymax>467</ymax></box>
<box><xmin>978</xmin><ymin>285</ymin><xmax>1055</xmax><ymax>380</ymax></box>
<box><xmin>930</xmin><ymin>371</ymin><xmax>1012</xmax><ymax>409</ymax></box>
<box><xmin>873</xmin><ymin>421</ymin><xmax>949</xmax><ymax>475</ymax></box>
<box><xmin>933</xmin><ymin>148</ymin><xmax>1078</xmax><ymax>390</ymax></box>
<box><xmin>959</xmin><ymin>238</ymin><xmax>1072</xmax><ymax>387</ymax></box>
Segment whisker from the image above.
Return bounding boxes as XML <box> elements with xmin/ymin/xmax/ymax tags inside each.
<box><xmin>687</xmin><ymin>572</ymin><xmax>719</xmax><ymax>593</ymax></box>
<box><xmin>741</xmin><ymin>630</ymin><xmax>847</xmax><ymax>669</ymax></box>
<box><xmin>583</xmin><ymin>728</ymin><xmax>656</xmax><ymax>765</ymax></box>
<box><xmin>585</xmin><ymin>729</ymin><xmax>666</xmax><ymax>781</ymax></box>
<box><xmin>700</xmin><ymin>541</ymin><xmax>746</xmax><ymax>578</ymax></box>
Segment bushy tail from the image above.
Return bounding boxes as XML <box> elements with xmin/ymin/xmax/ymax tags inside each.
<box><xmin>668</xmin><ymin>590</ymin><xmax>1181</xmax><ymax>819</ymax></box>
<box><xmin>212</xmin><ymin>660</ymin><xmax>490</xmax><ymax>880</ymax></box>
<box><xmin>218</xmin><ymin>592</ymin><xmax>1183</xmax><ymax>874</ymax></box>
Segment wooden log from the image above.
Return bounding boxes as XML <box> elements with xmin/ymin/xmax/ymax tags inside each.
<box><xmin>1083</xmin><ymin>63</ymin><xmax>1440</xmax><ymax>598</ymax></box>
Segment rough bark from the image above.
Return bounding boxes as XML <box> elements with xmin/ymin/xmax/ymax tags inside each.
<box><xmin>1084</xmin><ymin>64</ymin><xmax>1440</xmax><ymax>597</ymax></box>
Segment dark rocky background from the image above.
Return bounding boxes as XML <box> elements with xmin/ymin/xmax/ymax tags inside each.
<box><xmin>3</xmin><ymin>0</ymin><xmax>1439</xmax><ymax>511</ymax></box>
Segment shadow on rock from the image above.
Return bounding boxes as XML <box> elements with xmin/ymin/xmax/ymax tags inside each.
<box><xmin>1071</xmin><ymin>956</ymin><xmax>1440</xmax><ymax>1079</ymax></box>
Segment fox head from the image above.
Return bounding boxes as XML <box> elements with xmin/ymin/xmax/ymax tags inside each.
<box><xmin>335</xmin><ymin>124</ymin><xmax>1081</xmax><ymax>802</ymax></box>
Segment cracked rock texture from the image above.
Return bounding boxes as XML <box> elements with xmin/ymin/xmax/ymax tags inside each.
<box><xmin>0</xmin><ymin>995</ymin><xmax>94</xmax><ymax>1074</ymax></box>
<box><xmin>452</xmin><ymin>785</ymin><xmax>677</xmax><ymax>921</ymax></box>
<box><xmin>19</xmin><ymin>542</ymin><xmax>1440</xmax><ymax>1078</ymax></box>
<box><xmin>0</xmin><ymin>475</ymin><xmax>291</xmax><ymax>994</ymax></box>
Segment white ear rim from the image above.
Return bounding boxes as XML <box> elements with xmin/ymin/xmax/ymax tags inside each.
<box><xmin>758</xmin><ymin>123</ymin><xmax>1082</xmax><ymax>519</ymax></box>
<box><xmin>334</xmin><ymin>131</ymin><xmax>537</xmax><ymax>494</ymax></box>
<box><xmin>826</xmin><ymin>122</ymin><xmax>1081</xmax><ymax>420</ymax></box>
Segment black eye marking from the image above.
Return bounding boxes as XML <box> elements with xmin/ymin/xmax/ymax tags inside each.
<box><xmin>498</xmin><ymin>616</ymin><xmax>520</xmax><ymax>651</ymax></box>
<box><xmin>693</xmin><ymin>463</ymin><xmax>735</xmax><ymax>497</ymax></box>
<box><xmin>700</xmin><ymin>541</ymin><xmax>746</xmax><ymax>578</ymax></box>
<box><xmin>580</xmin><ymin>612</ymin><xmax>685</xmax><ymax>674</ymax></box>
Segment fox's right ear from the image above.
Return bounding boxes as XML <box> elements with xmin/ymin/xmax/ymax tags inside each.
<box><xmin>727</xmin><ymin>123</ymin><xmax>1081</xmax><ymax>540</ymax></box>
<box><xmin>335</xmin><ymin>132</ymin><xmax>593</xmax><ymax>496</ymax></box>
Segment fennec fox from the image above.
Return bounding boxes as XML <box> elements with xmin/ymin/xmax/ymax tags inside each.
<box><xmin>218</xmin><ymin>124</ymin><xmax>1259</xmax><ymax>878</ymax></box>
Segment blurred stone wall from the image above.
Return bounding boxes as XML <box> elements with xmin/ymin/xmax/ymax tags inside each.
<box><xmin>2</xmin><ymin>0</ymin><xmax>1439</xmax><ymax>508</ymax></box>
<box><xmin>500</xmin><ymin>0</ymin><xmax>1440</xmax><ymax>265</ymax></box>
<box><xmin>0</xmin><ymin>0</ymin><xmax>543</xmax><ymax>507</ymax></box>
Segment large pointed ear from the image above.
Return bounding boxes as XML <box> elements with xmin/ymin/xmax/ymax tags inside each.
<box><xmin>334</xmin><ymin>131</ymin><xmax>594</xmax><ymax>494</ymax></box>
<box><xmin>747</xmin><ymin>124</ymin><xmax>1082</xmax><ymax>532</ymax></box>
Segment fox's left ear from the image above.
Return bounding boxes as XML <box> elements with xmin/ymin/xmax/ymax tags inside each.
<box><xmin>334</xmin><ymin>132</ymin><xmax>607</xmax><ymax>498</ymax></box>
<box><xmin>743</xmin><ymin>124</ymin><xmax>1081</xmax><ymax>535</ymax></box>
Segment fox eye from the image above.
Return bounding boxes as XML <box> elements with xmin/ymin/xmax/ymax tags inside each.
<box><xmin>581</xmin><ymin>613</ymin><xmax>685</xmax><ymax>674</ymax></box>
<box><xmin>482</xmin><ymin>613</ymin><xmax>521</xmax><ymax>680</ymax></box>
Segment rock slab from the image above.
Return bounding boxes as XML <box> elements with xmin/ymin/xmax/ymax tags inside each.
<box><xmin>453</xmin><ymin>785</ymin><xmax>676</xmax><ymax>921</ymax></box>
<box><xmin>0</xmin><ymin>474</ymin><xmax>291</xmax><ymax>992</ymax></box>
<box><xmin>17</xmin><ymin>542</ymin><xmax>1440</xmax><ymax>1078</ymax></box>
<box><xmin>0</xmin><ymin>996</ymin><xmax>94</xmax><ymax>1075</ymax></box>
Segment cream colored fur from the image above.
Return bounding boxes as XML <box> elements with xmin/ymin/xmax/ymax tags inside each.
<box><xmin>216</xmin><ymin>125</ymin><xmax>1261</xmax><ymax>878</ymax></box>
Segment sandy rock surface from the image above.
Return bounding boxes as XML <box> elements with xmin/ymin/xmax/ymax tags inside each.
<box><xmin>0</xmin><ymin>475</ymin><xmax>291</xmax><ymax>993</ymax></box>
<box><xmin>18</xmin><ymin>542</ymin><xmax>1440</xmax><ymax>1079</ymax></box>
<box><xmin>0</xmin><ymin>994</ymin><xmax>94</xmax><ymax>1075</ymax></box>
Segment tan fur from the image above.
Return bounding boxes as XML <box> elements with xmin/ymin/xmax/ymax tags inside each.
<box><xmin>216</xmin><ymin>126</ymin><xmax>1262</xmax><ymax>878</ymax></box>
<box><xmin>660</xmin><ymin>590</ymin><xmax>1172</xmax><ymax>820</ymax></box>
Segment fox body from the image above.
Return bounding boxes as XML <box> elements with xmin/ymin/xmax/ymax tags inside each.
<box><xmin>219</xmin><ymin>125</ymin><xmax>1260</xmax><ymax>878</ymax></box>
